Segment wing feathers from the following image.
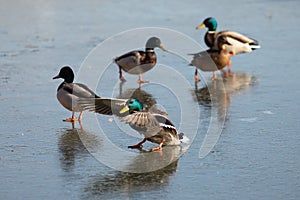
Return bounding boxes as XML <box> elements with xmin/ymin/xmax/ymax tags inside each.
<box><xmin>78</xmin><ymin>98</ymin><xmax>128</xmax><ymax>116</ymax></box>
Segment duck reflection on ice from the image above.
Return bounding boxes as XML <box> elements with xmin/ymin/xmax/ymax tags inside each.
<box><xmin>123</xmin><ymin>145</ymin><xmax>187</xmax><ymax>172</ymax></box>
<box><xmin>117</xmin><ymin>84</ymin><xmax>169</xmax><ymax>119</ymax></box>
<box><xmin>58</xmin><ymin>127</ymin><xmax>100</xmax><ymax>171</ymax></box>
<box><xmin>194</xmin><ymin>71</ymin><xmax>257</xmax><ymax>120</ymax></box>
<box><xmin>117</xmin><ymin>83</ymin><xmax>157</xmax><ymax>108</ymax></box>
<box><xmin>82</xmin><ymin>146</ymin><xmax>185</xmax><ymax>198</ymax></box>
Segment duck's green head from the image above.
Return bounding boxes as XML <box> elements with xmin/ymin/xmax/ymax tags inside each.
<box><xmin>146</xmin><ymin>37</ymin><xmax>167</xmax><ymax>51</ymax></box>
<box><xmin>53</xmin><ymin>66</ymin><xmax>74</xmax><ymax>83</ymax></box>
<box><xmin>196</xmin><ymin>17</ymin><xmax>218</xmax><ymax>31</ymax></box>
<box><xmin>120</xmin><ymin>98</ymin><xmax>143</xmax><ymax>113</ymax></box>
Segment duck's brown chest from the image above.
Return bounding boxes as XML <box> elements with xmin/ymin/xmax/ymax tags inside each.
<box><xmin>141</xmin><ymin>51</ymin><xmax>156</xmax><ymax>65</ymax></box>
<box><xmin>211</xmin><ymin>51</ymin><xmax>230</xmax><ymax>70</ymax></box>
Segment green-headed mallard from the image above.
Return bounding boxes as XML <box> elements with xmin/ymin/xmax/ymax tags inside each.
<box><xmin>196</xmin><ymin>17</ymin><xmax>260</xmax><ymax>71</ymax></box>
<box><xmin>114</xmin><ymin>37</ymin><xmax>167</xmax><ymax>83</ymax></box>
<box><xmin>78</xmin><ymin>98</ymin><xmax>189</xmax><ymax>151</ymax></box>
<box><xmin>189</xmin><ymin>36</ymin><xmax>234</xmax><ymax>80</ymax></box>
<box><xmin>53</xmin><ymin>66</ymin><xmax>101</xmax><ymax>122</ymax></box>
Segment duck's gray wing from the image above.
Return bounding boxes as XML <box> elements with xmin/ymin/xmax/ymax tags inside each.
<box><xmin>114</xmin><ymin>51</ymin><xmax>143</xmax><ymax>72</ymax></box>
<box><xmin>218</xmin><ymin>31</ymin><xmax>254</xmax><ymax>44</ymax></box>
<box><xmin>62</xmin><ymin>83</ymin><xmax>100</xmax><ymax>98</ymax></box>
<box><xmin>78</xmin><ymin>98</ymin><xmax>128</xmax><ymax>116</ymax></box>
<box><xmin>216</xmin><ymin>31</ymin><xmax>260</xmax><ymax>53</ymax></box>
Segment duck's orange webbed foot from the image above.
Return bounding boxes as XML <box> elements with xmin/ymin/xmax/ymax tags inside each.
<box><xmin>150</xmin><ymin>145</ymin><xmax>163</xmax><ymax>152</ymax></box>
<box><xmin>137</xmin><ymin>74</ymin><xmax>149</xmax><ymax>84</ymax></box>
<box><xmin>137</xmin><ymin>79</ymin><xmax>149</xmax><ymax>84</ymax></box>
<box><xmin>150</xmin><ymin>138</ymin><xmax>164</xmax><ymax>152</ymax></box>
<box><xmin>63</xmin><ymin>112</ymin><xmax>82</xmax><ymax>122</ymax></box>
<box><xmin>63</xmin><ymin>118</ymin><xmax>79</xmax><ymax>122</ymax></box>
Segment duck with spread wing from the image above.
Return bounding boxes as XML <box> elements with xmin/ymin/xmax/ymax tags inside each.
<box><xmin>78</xmin><ymin>98</ymin><xmax>189</xmax><ymax>151</ymax></box>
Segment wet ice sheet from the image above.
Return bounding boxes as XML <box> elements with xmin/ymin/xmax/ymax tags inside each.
<box><xmin>1</xmin><ymin>0</ymin><xmax>300</xmax><ymax>199</ymax></box>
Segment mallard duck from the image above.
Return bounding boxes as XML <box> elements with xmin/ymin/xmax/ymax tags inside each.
<box><xmin>53</xmin><ymin>66</ymin><xmax>101</xmax><ymax>122</ymax></box>
<box><xmin>114</xmin><ymin>37</ymin><xmax>167</xmax><ymax>83</ymax></box>
<box><xmin>196</xmin><ymin>17</ymin><xmax>260</xmax><ymax>71</ymax></box>
<box><xmin>189</xmin><ymin>36</ymin><xmax>234</xmax><ymax>80</ymax></box>
<box><xmin>78</xmin><ymin>98</ymin><xmax>189</xmax><ymax>151</ymax></box>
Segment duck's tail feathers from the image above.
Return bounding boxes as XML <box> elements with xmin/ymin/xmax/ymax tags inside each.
<box><xmin>179</xmin><ymin>132</ymin><xmax>190</xmax><ymax>144</ymax></box>
<box><xmin>249</xmin><ymin>39</ymin><xmax>261</xmax><ymax>50</ymax></box>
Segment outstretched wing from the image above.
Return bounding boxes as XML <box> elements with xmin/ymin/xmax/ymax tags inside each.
<box><xmin>78</xmin><ymin>98</ymin><xmax>128</xmax><ymax>116</ymax></box>
<box><xmin>121</xmin><ymin>112</ymin><xmax>162</xmax><ymax>138</ymax></box>
<box><xmin>121</xmin><ymin>112</ymin><xmax>158</xmax><ymax>127</ymax></box>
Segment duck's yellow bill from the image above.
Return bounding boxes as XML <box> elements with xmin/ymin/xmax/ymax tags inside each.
<box><xmin>159</xmin><ymin>44</ymin><xmax>167</xmax><ymax>51</ymax></box>
<box><xmin>120</xmin><ymin>105</ymin><xmax>129</xmax><ymax>114</ymax></box>
<box><xmin>196</xmin><ymin>23</ymin><xmax>206</xmax><ymax>29</ymax></box>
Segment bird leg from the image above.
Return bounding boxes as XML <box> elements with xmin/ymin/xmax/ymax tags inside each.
<box><xmin>119</xmin><ymin>67</ymin><xmax>126</xmax><ymax>82</ymax></box>
<box><xmin>150</xmin><ymin>137</ymin><xmax>165</xmax><ymax>152</ymax></box>
<box><xmin>78</xmin><ymin>111</ymin><xmax>83</xmax><ymax>121</ymax></box>
<box><xmin>137</xmin><ymin>74</ymin><xmax>149</xmax><ymax>84</ymax></box>
<box><xmin>194</xmin><ymin>69</ymin><xmax>200</xmax><ymax>82</ymax></box>
<box><xmin>211</xmin><ymin>71</ymin><xmax>217</xmax><ymax>80</ymax></box>
<box><xmin>227</xmin><ymin>59</ymin><xmax>231</xmax><ymax>73</ymax></box>
<box><xmin>221</xmin><ymin>59</ymin><xmax>232</xmax><ymax>77</ymax></box>
<box><xmin>128</xmin><ymin>138</ymin><xmax>147</xmax><ymax>149</ymax></box>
